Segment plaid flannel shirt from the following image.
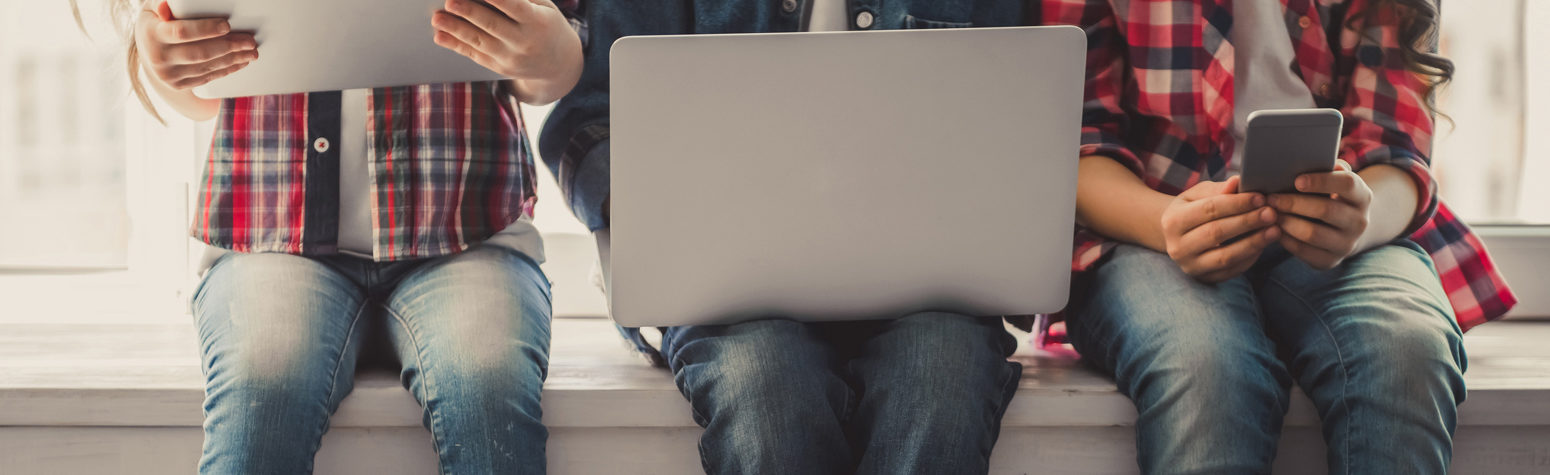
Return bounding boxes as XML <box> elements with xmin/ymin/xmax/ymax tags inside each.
<box><xmin>193</xmin><ymin>82</ymin><xmax>538</xmax><ymax>261</ymax></box>
<box><xmin>1040</xmin><ymin>0</ymin><xmax>1516</xmax><ymax>339</ymax></box>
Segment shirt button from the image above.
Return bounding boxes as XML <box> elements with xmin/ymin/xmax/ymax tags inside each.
<box><xmin>1298</xmin><ymin>16</ymin><xmax>1312</xmax><ymax>29</ymax></box>
<box><xmin>313</xmin><ymin>137</ymin><xmax>331</xmax><ymax>153</ymax></box>
<box><xmin>855</xmin><ymin>10</ymin><xmax>875</xmax><ymax>29</ymax></box>
<box><xmin>781</xmin><ymin>0</ymin><xmax>797</xmax><ymax>13</ymax></box>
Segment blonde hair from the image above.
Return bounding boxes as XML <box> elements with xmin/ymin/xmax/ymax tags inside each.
<box><xmin>72</xmin><ymin>0</ymin><xmax>165</xmax><ymax>123</ymax></box>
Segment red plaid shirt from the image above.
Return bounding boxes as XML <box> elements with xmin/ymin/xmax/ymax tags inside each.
<box><xmin>193</xmin><ymin>82</ymin><xmax>538</xmax><ymax>261</ymax></box>
<box><xmin>1042</xmin><ymin>0</ymin><xmax>1516</xmax><ymax>334</ymax></box>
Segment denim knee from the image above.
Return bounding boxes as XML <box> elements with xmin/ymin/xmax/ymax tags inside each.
<box><xmin>850</xmin><ymin>312</ymin><xmax>1018</xmax><ymax>424</ymax></box>
<box><xmin>202</xmin><ymin>350</ymin><xmax>345</xmax><ymax>437</ymax></box>
<box><xmin>1339</xmin><ymin>313</ymin><xmax>1466</xmax><ymax>406</ymax></box>
<box><xmin>666</xmin><ymin>319</ymin><xmax>851</xmax><ymax>468</ymax></box>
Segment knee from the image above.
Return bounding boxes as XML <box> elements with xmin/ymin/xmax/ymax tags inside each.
<box><xmin>671</xmin><ymin>321</ymin><xmax>845</xmax><ymax>430</ymax></box>
<box><xmin>1347</xmin><ymin>317</ymin><xmax>1465</xmax><ymax>397</ymax></box>
<box><xmin>862</xmin><ymin>313</ymin><xmax>1017</xmax><ymax>406</ymax></box>
<box><xmin>204</xmin><ymin>347</ymin><xmax>337</xmax><ymax>429</ymax></box>
<box><xmin>1122</xmin><ymin>335</ymin><xmax>1285</xmax><ymax>408</ymax></box>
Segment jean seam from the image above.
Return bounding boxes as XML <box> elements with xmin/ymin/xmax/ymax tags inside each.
<box><xmin>308</xmin><ymin>299</ymin><xmax>370</xmax><ymax>464</ymax></box>
<box><xmin>986</xmin><ymin>359</ymin><xmax>1022</xmax><ymax>462</ymax></box>
<box><xmin>1266</xmin><ymin>275</ymin><xmax>1354</xmax><ymax>475</ymax></box>
<box><xmin>385</xmin><ymin>304</ymin><xmax>449</xmax><ymax>475</ymax></box>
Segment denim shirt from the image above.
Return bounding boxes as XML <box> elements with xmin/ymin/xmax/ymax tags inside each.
<box><xmin>540</xmin><ymin>0</ymin><xmax>1029</xmax><ymax>364</ymax></box>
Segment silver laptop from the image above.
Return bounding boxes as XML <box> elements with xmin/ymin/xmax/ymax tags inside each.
<box><xmin>167</xmin><ymin>0</ymin><xmax>505</xmax><ymax>98</ymax></box>
<box><xmin>609</xmin><ymin>26</ymin><xmax>1086</xmax><ymax>327</ymax></box>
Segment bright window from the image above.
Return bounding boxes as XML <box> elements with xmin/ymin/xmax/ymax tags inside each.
<box><xmin>1432</xmin><ymin>0</ymin><xmax>1549</xmax><ymax>224</ymax></box>
<box><xmin>0</xmin><ymin>2</ymin><xmax>129</xmax><ymax>269</ymax></box>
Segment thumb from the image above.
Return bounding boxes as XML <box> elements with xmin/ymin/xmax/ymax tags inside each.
<box><xmin>155</xmin><ymin>1</ymin><xmax>174</xmax><ymax>21</ymax></box>
<box><xmin>1218</xmin><ymin>175</ymin><xmax>1241</xmax><ymax>194</ymax></box>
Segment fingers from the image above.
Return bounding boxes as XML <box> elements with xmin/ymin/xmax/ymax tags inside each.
<box><xmin>433</xmin><ymin>31</ymin><xmax>498</xmax><ymax>68</ymax></box>
<box><xmin>442</xmin><ymin>0</ymin><xmax>518</xmax><ymax>38</ymax></box>
<box><xmin>483</xmin><ymin>0</ymin><xmax>538</xmax><ymax>22</ymax></box>
<box><xmin>1279</xmin><ymin>235</ymin><xmax>1343</xmax><ymax>270</ymax></box>
<box><xmin>1295</xmin><ymin>169</ymin><xmax>1369</xmax><ymax>204</ymax></box>
<box><xmin>154</xmin><ymin>18</ymin><xmax>232</xmax><ymax>44</ymax></box>
<box><xmin>1267</xmin><ymin>193</ymin><xmax>1364</xmax><ymax>231</ymax></box>
<box><xmin>1179</xmin><ymin>176</ymin><xmax>1240</xmax><ymax>201</ymax></box>
<box><xmin>170</xmin><ymin>60</ymin><xmax>250</xmax><ymax>90</ymax></box>
<box><xmin>1276</xmin><ymin>215</ymin><xmax>1352</xmax><ymax>256</ymax></box>
<box><xmin>160</xmin><ymin>34</ymin><xmax>256</xmax><ymax>65</ymax></box>
<box><xmin>1177</xmin><ymin>206</ymin><xmax>1276</xmax><ymax>256</ymax></box>
<box><xmin>1166</xmin><ymin>191</ymin><xmax>1265</xmax><ymax>236</ymax></box>
<box><xmin>433</xmin><ymin>10</ymin><xmax>503</xmax><ymax>54</ymax></box>
<box><xmin>1194</xmin><ymin>227</ymin><xmax>1280</xmax><ymax>282</ymax></box>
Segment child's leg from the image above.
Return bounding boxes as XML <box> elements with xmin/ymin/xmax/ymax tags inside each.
<box><xmin>843</xmin><ymin>312</ymin><xmax>1021</xmax><ymax>475</ymax></box>
<box><xmin>382</xmin><ymin>246</ymin><xmax>553</xmax><ymax>475</ymax></box>
<box><xmin>1065</xmin><ymin>244</ymin><xmax>1293</xmax><ymax>474</ymax></box>
<box><xmin>192</xmin><ymin>253</ymin><xmax>370</xmax><ymax>474</ymax></box>
<box><xmin>659</xmin><ymin>319</ymin><xmax>854</xmax><ymax>475</ymax></box>
<box><xmin>1257</xmin><ymin>241</ymin><xmax>1465</xmax><ymax>475</ymax></box>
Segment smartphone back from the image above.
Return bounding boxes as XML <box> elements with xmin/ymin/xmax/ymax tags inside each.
<box><xmin>1239</xmin><ymin>108</ymin><xmax>1343</xmax><ymax>194</ymax></box>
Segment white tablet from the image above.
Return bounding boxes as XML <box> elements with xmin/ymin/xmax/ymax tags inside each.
<box><xmin>167</xmin><ymin>0</ymin><xmax>506</xmax><ymax>98</ymax></box>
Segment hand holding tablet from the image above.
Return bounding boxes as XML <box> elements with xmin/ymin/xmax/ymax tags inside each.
<box><xmin>431</xmin><ymin>0</ymin><xmax>580</xmax><ymax>91</ymax></box>
<box><xmin>164</xmin><ymin>0</ymin><xmax>574</xmax><ymax>97</ymax></box>
<box><xmin>134</xmin><ymin>1</ymin><xmax>257</xmax><ymax>91</ymax></box>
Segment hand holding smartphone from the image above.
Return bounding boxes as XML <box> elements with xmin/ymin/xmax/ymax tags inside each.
<box><xmin>1238</xmin><ymin>108</ymin><xmax>1343</xmax><ymax>195</ymax></box>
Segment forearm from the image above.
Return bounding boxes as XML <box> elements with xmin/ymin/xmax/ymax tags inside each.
<box><xmin>1076</xmin><ymin>155</ymin><xmax>1174</xmax><ymax>253</ymax></box>
<box><xmin>1355</xmin><ymin>163</ymin><xmax>1420</xmax><ymax>252</ymax></box>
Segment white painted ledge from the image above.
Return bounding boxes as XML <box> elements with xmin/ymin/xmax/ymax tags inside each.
<box><xmin>3</xmin><ymin>319</ymin><xmax>1549</xmax><ymax>430</ymax></box>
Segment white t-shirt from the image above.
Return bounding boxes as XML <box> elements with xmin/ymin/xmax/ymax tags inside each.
<box><xmin>808</xmin><ymin>0</ymin><xmax>848</xmax><ymax>32</ymax></box>
<box><xmin>1227</xmin><ymin>0</ymin><xmax>1317</xmax><ymax>175</ymax></box>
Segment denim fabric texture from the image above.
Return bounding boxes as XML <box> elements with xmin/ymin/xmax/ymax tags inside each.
<box><xmin>660</xmin><ymin>313</ymin><xmax>1023</xmax><ymax>475</ymax></box>
<box><xmin>1065</xmin><ymin>242</ymin><xmax>1466</xmax><ymax>474</ymax></box>
<box><xmin>191</xmin><ymin>246</ymin><xmax>553</xmax><ymax>474</ymax></box>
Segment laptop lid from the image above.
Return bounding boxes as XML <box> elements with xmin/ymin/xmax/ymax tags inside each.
<box><xmin>609</xmin><ymin>26</ymin><xmax>1086</xmax><ymax>327</ymax></box>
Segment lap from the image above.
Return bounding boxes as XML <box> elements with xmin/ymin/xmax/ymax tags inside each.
<box><xmin>1067</xmin><ymin>244</ymin><xmax>1272</xmax><ymax>376</ymax></box>
<box><xmin>381</xmin><ymin>246</ymin><xmax>553</xmax><ymax>368</ymax></box>
<box><xmin>192</xmin><ymin>252</ymin><xmax>369</xmax><ymax>378</ymax></box>
<box><xmin>1256</xmin><ymin>242</ymin><xmax>1465</xmax><ymax>376</ymax></box>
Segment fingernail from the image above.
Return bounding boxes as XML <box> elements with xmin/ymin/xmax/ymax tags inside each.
<box><xmin>1262</xmin><ymin>208</ymin><xmax>1274</xmax><ymax>222</ymax></box>
<box><xmin>1296</xmin><ymin>177</ymin><xmax>1308</xmax><ymax>189</ymax></box>
<box><xmin>219</xmin><ymin>22</ymin><xmax>231</xmax><ymax>34</ymax></box>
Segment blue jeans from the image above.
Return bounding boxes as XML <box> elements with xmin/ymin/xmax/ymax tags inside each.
<box><xmin>660</xmin><ymin>313</ymin><xmax>1022</xmax><ymax>475</ymax></box>
<box><xmin>1066</xmin><ymin>242</ymin><xmax>1466</xmax><ymax>475</ymax></box>
<box><xmin>191</xmin><ymin>246</ymin><xmax>552</xmax><ymax>474</ymax></box>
